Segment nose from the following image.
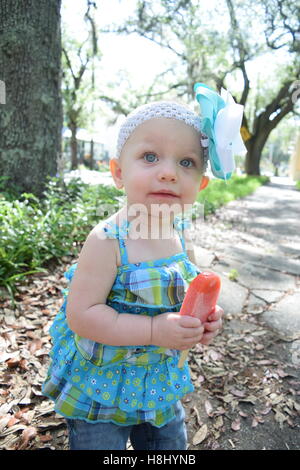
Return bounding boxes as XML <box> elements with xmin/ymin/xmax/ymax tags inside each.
<box><xmin>157</xmin><ymin>160</ymin><xmax>177</xmax><ymax>182</ymax></box>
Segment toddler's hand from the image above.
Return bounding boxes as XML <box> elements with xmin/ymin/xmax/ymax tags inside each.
<box><xmin>151</xmin><ymin>312</ymin><xmax>204</xmax><ymax>350</ymax></box>
<box><xmin>200</xmin><ymin>305</ymin><xmax>224</xmax><ymax>345</ymax></box>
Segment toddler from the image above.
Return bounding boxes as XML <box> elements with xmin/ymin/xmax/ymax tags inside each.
<box><xmin>43</xmin><ymin>83</ymin><xmax>245</xmax><ymax>450</ymax></box>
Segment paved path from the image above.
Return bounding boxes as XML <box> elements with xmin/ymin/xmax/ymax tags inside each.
<box><xmin>187</xmin><ymin>177</ymin><xmax>300</xmax><ymax>450</ymax></box>
<box><xmin>64</xmin><ymin>169</ymin><xmax>114</xmax><ymax>186</ymax></box>
<box><xmin>192</xmin><ymin>177</ymin><xmax>300</xmax><ymax>351</ymax></box>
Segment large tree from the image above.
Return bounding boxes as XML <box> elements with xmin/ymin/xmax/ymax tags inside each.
<box><xmin>107</xmin><ymin>0</ymin><xmax>300</xmax><ymax>175</ymax></box>
<box><xmin>0</xmin><ymin>0</ymin><xmax>62</xmax><ymax>196</ymax></box>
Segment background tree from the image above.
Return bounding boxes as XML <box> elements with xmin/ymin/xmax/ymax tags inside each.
<box><xmin>240</xmin><ymin>0</ymin><xmax>300</xmax><ymax>174</ymax></box>
<box><xmin>105</xmin><ymin>0</ymin><xmax>300</xmax><ymax>175</ymax></box>
<box><xmin>0</xmin><ymin>0</ymin><xmax>62</xmax><ymax>196</ymax></box>
<box><xmin>62</xmin><ymin>0</ymin><xmax>99</xmax><ymax>170</ymax></box>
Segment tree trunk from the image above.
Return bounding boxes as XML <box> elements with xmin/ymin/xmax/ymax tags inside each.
<box><xmin>244</xmin><ymin>135</ymin><xmax>267</xmax><ymax>175</ymax></box>
<box><xmin>90</xmin><ymin>138</ymin><xmax>94</xmax><ymax>170</ymax></box>
<box><xmin>0</xmin><ymin>0</ymin><xmax>62</xmax><ymax>196</ymax></box>
<box><xmin>70</xmin><ymin>122</ymin><xmax>78</xmax><ymax>170</ymax></box>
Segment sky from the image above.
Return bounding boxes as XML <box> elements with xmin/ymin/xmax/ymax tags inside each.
<box><xmin>61</xmin><ymin>0</ymin><xmax>175</xmax><ymax>89</ymax></box>
<box><xmin>61</xmin><ymin>0</ymin><xmax>296</xmax><ymax>156</ymax></box>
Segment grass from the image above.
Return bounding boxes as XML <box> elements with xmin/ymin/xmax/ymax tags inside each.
<box><xmin>196</xmin><ymin>174</ymin><xmax>269</xmax><ymax>216</ymax></box>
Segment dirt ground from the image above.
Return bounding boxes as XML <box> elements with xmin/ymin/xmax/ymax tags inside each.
<box><xmin>1</xmin><ymin>258</ymin><xmax>299</xmax><ymax>451</ymax></box>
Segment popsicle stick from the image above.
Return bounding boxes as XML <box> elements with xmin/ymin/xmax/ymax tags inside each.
<box><xmin>178</xmin><ymin>349</ymin><xmax>189</xmax><ymax>368</ymax></box>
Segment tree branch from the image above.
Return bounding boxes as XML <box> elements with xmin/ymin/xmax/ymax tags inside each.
<box><xmin>225</xmin><ymin>0</ymin><xmax>250</xmax><ymax>105</ymax></box>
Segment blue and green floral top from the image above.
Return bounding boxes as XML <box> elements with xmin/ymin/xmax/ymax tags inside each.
<box><xmin>42</xmin><ymin>217</ymin><xmax>201</xmax><ymax>428</ymax></box>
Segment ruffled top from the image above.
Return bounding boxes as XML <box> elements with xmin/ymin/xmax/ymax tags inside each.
<box><xmin>42</xmin><ymin>217</ymin><xmax>201</xmax><ymax>427</ymax></box>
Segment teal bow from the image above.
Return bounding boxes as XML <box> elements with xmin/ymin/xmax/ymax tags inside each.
<box><xmin>194</xmin><ymin>82</ymin><xmax>246</xmax><ymax>180</ymax></box>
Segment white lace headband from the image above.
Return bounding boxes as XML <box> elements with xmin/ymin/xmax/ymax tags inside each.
<box><xmin>116</xmin><ymin>101</ymin><xmax>209</xmax><ymax>163</ymax></box>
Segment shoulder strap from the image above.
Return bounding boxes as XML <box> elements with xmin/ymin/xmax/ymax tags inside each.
<box><xmin>176</xmin><ymin>229</ymin><xmax>186</xmax><ymax>253</ymax></box>
<box><xmin>115</xmin><ymin>221</ymin><xmax>130</xmax><ymax>265</ymax></box>
<box><xmin>102</xmin><ymin>220</ymin><xmax>130</xmax><ymax>265</ymax></box>
<box><xmin>173</xmin><ymin>217</ymin><xmax>189</xmax><ymax>253</ymax></box>
<box><xmin>117</xmin><ymin>232</ymin><xmax>129</xmax><ymax>265</ymax></box>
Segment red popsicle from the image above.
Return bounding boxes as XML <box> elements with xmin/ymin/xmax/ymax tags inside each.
<box><xmin>178</xmin><ymin>272</ymin><xmax>221</xmax><ymax>368</ymax></box>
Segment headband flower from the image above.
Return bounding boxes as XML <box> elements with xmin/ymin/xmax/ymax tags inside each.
<box><xmin>194</xmin><ymin>83</ymin><xmax>247</xmax><ymax>180</ymax></box>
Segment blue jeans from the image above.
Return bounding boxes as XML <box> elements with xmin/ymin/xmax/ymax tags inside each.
<box><xmin>66</xmin><ymin>401</ymin><xmax>187</xmax><ymax>450</ymax></box>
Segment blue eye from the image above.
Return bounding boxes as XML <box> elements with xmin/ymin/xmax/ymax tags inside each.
<box><xmin>143</xmin><ymin>153</ymin><xmax>158</xmax><ymax>163</ymax></box>
<box><xmin>180</xmin><ymin>159</ymin><xmax>194</xmax><ymax>168</ymax></box>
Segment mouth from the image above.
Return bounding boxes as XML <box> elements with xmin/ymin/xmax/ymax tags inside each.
<box><xmin>149</xmin><ymin>190</ymin><xmax>179</xmax><ymax>198</ymax></box>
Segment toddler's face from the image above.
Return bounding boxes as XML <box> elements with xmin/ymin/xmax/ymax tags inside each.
<box><xmin>111</xmin><ymin>118</ymin><xmax>208</xmax><ymax>220</ymax></box>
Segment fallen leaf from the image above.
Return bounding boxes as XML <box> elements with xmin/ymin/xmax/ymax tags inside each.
<box><xmin>239</xmin><ymin>395</ymin><xmax>257</xmax><ymax>404</ymax></box>
<box><xmin>29</xmin><ymin>338</ymin><xmax>43</xmax><ymax>354</ymax></box>
<box><xmin>0</xmin><ymin>423</ymin><xmax>27</xmax><ymax>436</ymax></box>
<box><xmin>204</xmin><ymin>400</ymin><xmax>214</xmax><ymax>417</ymax></box>
<box><xmin>269</xmin><ymin>393</ymin><xmax>284</xmax><ymax>406</ymax></box>
<box><xmin>18</xmin><ymin>386</ymin><xmax>32</xmax><ymax>405</ymax></box>
<box><xmin>274</xmin><ymin>410</ymin><xmax>287</xmax><ymax>428</ymax></box>
<box><xmin>292</xmin><ymin>401</ymin><xmax>300</xmax><ymax>412</ymax></box>
<box><xmin>222</xmin><ymin>394</ymin><xmax>235</xmax><ymax>403</ymax></box>
<box><xmin>6</xmin><ymin>356</ymin><xmax>21</xmax><ymax>368</ymax></box>
<box><xmin>39</xmin><ymin>433</ymin><xmax>53</xmax><ymax>442</ymax></box>
<box><xmin>252</xmin><ymin>417</ymin><xmax>259</xmax><ymax>427</ymax></box>
<box><xmin>260</xmin><ymin>406</ymin><xmax>272</xmax><ymax>416</ymax></box>
<box><xmin>7</xmin><ymin>416</ymin><xmax>19</xmax><ymax>427</ymax></box>
<box><xmin>230</xmin><ymin>388</ymin><xmax>246</xmax><ymax>398</ymax></box>
<box><xmin>214</xmin><ymin>416</ymin><xmax>224</xmax><ymax>429</ymax></box>
<box><xmin>276</xmin><ymin>369</ymin><xmax>289</xmax><ymax>378</ymax></box>
<box><xmin>21</xmin><ymin>410</ymin><xmax>35</xmax><ymax>425</ymax></box>
<box><xmin>191</xmin><ymin>406</ymin><xmax>202</xmax><ymax>427</ymax></box>
<box><xmin>17</xmin><ymin>426</ymin><xmax>37</xmax><ymax>450</ymax></box>
<box><xmin>192</xmin><ymin>424</ymin><xmax>208</xmax><ymax>445</ymax></box>
<box><xmin>0</xmin><ymin>415</ymin><xmax>11</xmax><ymax>433</ymax></box>
<box><xmin>231</xmin><ymin>419</ymin><xmax>241</xmax><ymax>431</ymax></box>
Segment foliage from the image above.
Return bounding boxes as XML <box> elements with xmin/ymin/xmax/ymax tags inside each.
<box><xmin>296</xmin><ymin>181</ymin><xmax>300</xmax><ymax>191</ymax></box>
<box><xmin>0</xmin><ymin>177</ymin><xmax>123</xmax><ymax>299</ymax></box>
<box><xmin>103</xmin><ymin>0</ymin><xmax>300</xmax><ymax>175</ymax></box>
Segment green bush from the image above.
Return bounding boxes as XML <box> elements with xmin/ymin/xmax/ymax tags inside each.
<box><xmin>196</xmin><ymin>175</ymin><xmax>269</xmax><ymax>215</ymax></box>
<box><xmin>0</xmin><ymin>177</ymin><xmax>123</xmax><ymax>299</ymax></box>
<box><xmin>296</xmin><ymin>181</ymin><xmax>300</xmax><ymax>191</ymax></box>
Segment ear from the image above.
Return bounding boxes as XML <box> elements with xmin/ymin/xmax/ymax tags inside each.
<box><xmin>109</xmin><ymin>158</ymin><xmax>124</xmax><ymax>189</ymax></box>
<box><xmin>199</xmin><ymin>175</ymin><xmax>209</xmax><ymax>191</ymax></box>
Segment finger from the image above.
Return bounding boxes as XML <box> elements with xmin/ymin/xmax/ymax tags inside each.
<box><xmin>203</xmin><ymin>319</ymin><xmax>222</xmax><ymax>332</ymax></box>
<box><xmin>200</xmin><ymin>331</ymin><xmax>218</xmax><ymax>345</ymax></box>
<box><xmin>181</xmin><ymin>325</ymin><xmax>204</xmax><ymax>339</ymax></box>
<box><xmin>181</xmin><ymin>334</ymin><xmax>204</xmax><ymax>349</ymax></box>
<box><xmin>179</xmin><ymin>315</ymin><xmax>202</xmax><ymax>328</ymax></box>
<box><xmin>207</xmin><ymin>305</ymin><xmax>224</xmax><ymax>322</ymax></box>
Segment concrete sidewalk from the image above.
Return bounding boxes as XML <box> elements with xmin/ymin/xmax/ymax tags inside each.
<box><xmin>193</xmin><ymin>177</ymin><xmax>300</xmax><ymax>349</ymax></box>
<box><xmin>187</xmin><ymin>177</ymin><xmax>300</xmax><ymax>450</ymax></box>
